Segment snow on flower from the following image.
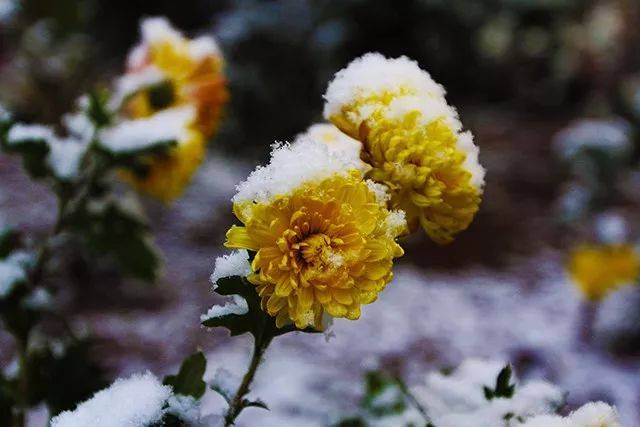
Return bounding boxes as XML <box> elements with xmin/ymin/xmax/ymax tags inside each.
<box><xmin>410</xmin><ymin>359</ymin><xmax>565</xmax><ymax>427</ymax></box>
<box><xmin>112</xmin><ymin>16</ymin><xmax>228</xmax><ymax>202</ymax></box>
<box><xmin>50</xmin><ymin>372</ymin><xmax>172</xmax><ymax>427</ymax></box>
<box><xmin>201</xmin><ymin>295</ymin><xmax>249</xmax><ymax>323</ymax></box>
<box><xmin>567</xmin><ymin>243</ymin><xmax>640</xmax><ymax>301</ymax></box>
<box><xmin>293</xmin><ymin>123</ymin><xmax>369</xmax><ymax>173</ymax></box>
<box><xmin>225</xmin><ymin>138</ymin><xmax>405</xmax><ymax>329</ymax></box>
<box><xmin>323</xmin><ymin>52</ymin><xmax>485</xmax><ymax>244</ymax></box>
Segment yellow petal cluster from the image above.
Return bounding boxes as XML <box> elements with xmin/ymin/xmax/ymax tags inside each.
<box><xmin>119</xmin><ymin>17</ymin><xmax>228</xmax><ymax>202</ymax></box>
<box><xmin>568</xmin><ymin>243</ymin><xmax>640</xmax><ymax>301</ymax></box>
<box><xmin>324</xmin><ymin>53</ymin><xmax>484</xmax><ymax>244</ymax></box>
<box><xmin>225</xmin><ymin>170</ymin><xmax>405</xmax><ymax>329</ymax></box>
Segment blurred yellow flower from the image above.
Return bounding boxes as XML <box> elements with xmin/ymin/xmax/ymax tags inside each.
<box><xmin>117</xmin><ymin>17</ymin><xmax>228</xmax><ymax>202</ymax></box>
<box><xmin>225</xmin><ymin>170</ymin><xmax>405</xmax><ymax>329</ymax></box>
<box><xmin>324</xmin><ymin>53</ymin><xmax>485</xmax><ymax>244</ymax></box>
<box><xmin>568</xmin><ymin>244</ymin><xmax>640</xmax><ymax>301</ymax></box>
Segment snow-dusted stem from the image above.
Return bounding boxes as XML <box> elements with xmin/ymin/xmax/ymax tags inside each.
<box><xmin>224</xmin><ymin>334</ymin><xmax>273</xmax><ymax>426</ymax></box>
<box><xmin>396</xmin><ymin>376</ymin><xmax>433</xmax><ymax>425</ymax></box>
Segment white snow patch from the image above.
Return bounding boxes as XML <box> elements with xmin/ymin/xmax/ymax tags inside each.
<box><xmin>110</xmin><ymin>66</ymin><xmax>166</xmax><ymax>110</ymax></box>
<box><xmin>553</xmin><ymin>118</ymin><xmax>633</xmax><ymax>160</ymax></box>
<box><xmin>99</xmin><ymin>106</ymin><xmax>194</xmax><ymax>153</ymax></box>
<box><xmin>365</xmin><ymin>180</ymin><xmax>390</xmax><ymax>205</ymax></box>
<box><xmin>0</xmin><ymin>258</ymin><xmax>26</xmax><ymax>298</ymax></box>
<box><xmin>212</xmin><ymin>367</ymin><xmax>241</xmax><ymax>399</ymax></box>
<box><xmin>594</xmin><ymin>213</ymin><xmax>628</xmax><ymax>245</ymax></box>
<box><xmin>294</xmin><ymin>123</ymin><xmax>368</xmax><ymax>173</ymax></box>
<box><xmin>50</xmin><ymin>371</ymin><xmax>172</xmax><ymax>427</ymax></box>
<box><xmin>520</xmin><ymin>401</ymin><xmax>621</xmax><ymax>427</ymax></box>
<box><xmin>233</xmin><ymin>138</ymin><xmax>363</xmax><ymax>204</ymax></box>
<box><xmin>46</xmin><ymin>138</ymin><xmax>86</xmax><ymax>181</ymax></box>
<box><xmin>201</xmin><ymin>296</ymin><xmax>249</xmax><ymax>322</ymax></box>
<box><xmin>210</xmin><ymin>250</ymin><xmax>251</xmax><ymax>285</ymax></box>
<box><xmin>166</xmin><ymin>394</ymin><xmax>201</xmax><ymax>425</ymax></box>
<box><xmin>323</xmin><ymin>52</ymin><xmax>446</xmax><ymax>118</ymax></box>
<box><xmin>7</xmin><ymin>123</ymin><xmax>55</xmax><ymax>144</ymax></box>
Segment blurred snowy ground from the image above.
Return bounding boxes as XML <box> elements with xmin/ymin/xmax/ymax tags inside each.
<box><xmin>2</xmin><ymin>153</ymin><xmax>639</xmax><ymax>426</ymax></box>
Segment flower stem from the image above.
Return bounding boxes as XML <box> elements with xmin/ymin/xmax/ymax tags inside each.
<box><xmin>395</xmin><ymin>375</ymin><xmax>433</xmax><ymax>425</ymax></box>
<box><xmin>224</xmin><ymin>334</ymin><xmax>273</xmax><ymax>426</ymax></box>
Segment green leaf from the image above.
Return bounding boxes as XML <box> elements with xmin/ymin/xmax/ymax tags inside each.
<box><xmin>202</xmin><ymin>275</ymin><xmax>319</xmax><ymax>340</ymax></box>
<box><xmin>71</xmin><ymin>198</ymin><xmax>160</xmax><ymax>281</ymax></box>
<box><xmin>24</xmin><ymin>339</ymin><xmax>109</xmax><ymax>415</ymax></box>
<box><xmin>244</xmin><ymin>398</ymin><xmax>269</xmax><ymax>410</ymax></box>
<box><xmin>87</xmin><ymin>89</ymin><xmax>112</xmax><ymax>128</ymax></box>
<box><xmin>2</xmin><ymin>132</ymin><xmax>51</xmax><ymax>179</ymax></box>
<box><xmin>361</xmin><ymin>371</ymin><xmax>406</xmax><ymax>417</ymax></box>
<box><xmin>0</xmin><ymin>226</ymin><xmax>20</xmax><ymax>259</ymax></box>
<box><xmin>0</xmin><ymin>374</ymin><xmax>16</xmax><ymax>422</ymax></box>
<box><xmin>483</xmin><ymin>364</ymin><xmax>516</xmax><ymax>400</ymax></box>
<box><xmin>163</xmin><ymin>351</ymin><xmax>207</xmax><ymax>399</ymax></box>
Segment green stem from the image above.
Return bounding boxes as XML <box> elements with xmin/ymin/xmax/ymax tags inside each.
<box><xmin>395</xmin><ymin>376</ymin><xmax>433</xmax><ymax>425</ymax></box>
<box><xmin>224</xmin><ymin>334</ymin><xmax>273</xmax><ymax>426</ymax></box>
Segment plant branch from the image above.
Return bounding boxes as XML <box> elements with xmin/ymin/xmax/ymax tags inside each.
<box><xmin>224</xmin><ymin>333</ymin><xmax>273</xmax><ymax>426</ymax></box>
<box><xmin>395</xmin><ymin>375</ymin><xmax>433</xmax><ymax>425</ymax></box>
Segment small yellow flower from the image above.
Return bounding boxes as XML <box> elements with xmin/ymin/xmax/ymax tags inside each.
<box><xmin>568</xmin><ymin>243</ymin><xmax>640</xmax><ymax>301</ymax></box>
<box><xmin>116</xmin><ymin>17</ymin><xmax>228</xmax><ymax>202</ymax></box>
<box><xmin>225</xmin><ymin>170</ymin><xmax>405</xmax><ymax>329</ymax></box>
<box><xmin>324</xmin><ymin>53</ymin><xmax>484</xmax><ymax>244</ymax></box>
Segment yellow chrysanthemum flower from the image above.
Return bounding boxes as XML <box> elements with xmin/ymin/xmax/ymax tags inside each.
<box><xmin>324</xmin><ymin>53</ymin><xmax>485</xmax><ymax>244</ymax></box>
<box><xmin>568</xmin><ymin>243</ymin><xmax>640</xmax><ymax>301</ymax></box>
<box><xmin>224</xmin><ymin>140</ymin><xmax>405</xmax><ymax>329</ymax></box>
<box><xmin>115</xmin><ymin>17</ymin><xmax>228</xmax><ymax>202</ymax></box>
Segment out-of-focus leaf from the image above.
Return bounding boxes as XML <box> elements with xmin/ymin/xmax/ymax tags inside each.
<box><xmin>2</xmin><ymin>132</ymin><xmax>51</xmax><ymax>179</ymax></box>
<box><xmin>71</xmin><ymin>198</ymin><xmax>160</xmax><ymax>281</ymax></box>
<box><xmin>0</xmin><ymin>226</ymin><xmax>20</xmax><ymax>259</ymax></box>
<box><xmin>87</xmin><ymin>90</ymin><xmax>112</xmax><ymax>128</ymax></box>
<box><xmin>163</xmin><ymin>351</ymin><xmax>207</xmax><ymax>399</ymax></box>
<box><xmin>361</xmin><ymin>371</ymin><xmax>406</xmax><ymax>417</ymax></box>
<box><xmin>24</xmin><ymin>338</ymin><xmax>108</xmax><ymax>415</ymax></box>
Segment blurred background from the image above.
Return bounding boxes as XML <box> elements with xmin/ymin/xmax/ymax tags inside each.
<box><xmin>1</xmin><ymin>0</ymin><xmax>640</xmax><ymax>425</ymax></box>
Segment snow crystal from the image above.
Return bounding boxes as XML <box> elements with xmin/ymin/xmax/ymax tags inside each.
<box><xmin>63</xmin><ymin>112</ymin><xmax>95</xmax><ymax>144</ymax></box>
<box><xmin>384</xmin><ymin>210</ymin><xmax>407</xmax><ymax>237</ymax></box>
<box><xmin>0</xmin><ymin>259</ymin><xmax>26</xmax><ymax>298</ymax></box>
<box><xmin>457</xmin><ymin>131</ymin><xmax>485</xmax><ymax>189</ymax></box>
<box><xmin>201</xmin><ymin>296</ymin><xmax>249</xmax><ymax>322</ymax></box>
<box><xmin>99</xmin><ymin>106</ymin><xmax>194</xmax><ymax>153</ymax></box>
<box><xmin>140</xmin><ymin>16</ymin><xmax>182</xmax><ymax>47</ymax></box>
<box><xmin>212</xmin><ymin>367</ymin><xmax>241</xmax><ymax>399</ymax></box>
<box><xmin>22</xmin><ymin>288</ymin><xmax>53</xmax><ymax>310</ymax></box>
<box><xmin>7</xmin><ymin>123</ymin><xmax>55</xmax><ymax>144</ymax></box>
<box><xmin>323</xmin><ymin>52</ymin><xmax>446</xmax><ymax>118</ymax></box>
<box><xmin>210</xmin><ymin>250</ymin><xmax>251</xmax><ymax>285</ymax></box>
<box><xmin>365</xmin><ymin>180</ymin><xmax>390</xmax><ymax>205</ymax></box>
<box><xmin>233</xmin><ymin>138</ymin><xmax>364</xmax><ymax>204</ymax></box>
<box><xmin>46</xmin><ymin>138</ymin><xmax>85</xmax><ymax>181</ymax></box>
<box><xmin>50</xmin><ymin>371</ymin><xmax>172</xmax><ymax>427</ymax></box>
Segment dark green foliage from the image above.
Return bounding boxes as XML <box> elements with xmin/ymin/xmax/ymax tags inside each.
<box><xmin>147</xmin><ymin>81</ymin><xmax>176</xmax><ymax>111</ymax></box>
<box><xmin>202</xmin><ymin>275</ymin><xmax>318</xmax><ymax>340</ymax></box>
<box><xmin>163</xmin><ymin>351</ymin><xmax>207</xmax><ymax>399</ymax></box>
<box><xmin>87</xmin><ymin>89</ymin><xmax>112</xmax><ymax>129</ymax></box>
<box><xmin>71</xmin><ymin>199</ymin><xmax>160</xmax><ymax>281</ymax></box>
<box><xmin>2</xmin><ymin>136</ymin><xmax>51</xmax><ymax>179</ymax></box>
<box><xmin>0</xmin><ymin>226</ymin><xmax>20</xmax><ymax>259</ymax></box>
<box><xmin>484</xmin><ymin>364</ymin><xmax>516</xmax><ymax>400</ymax></box>
<box><xmin>361</xmin><ymin>371</ymin><xmax>406</xmax><ymax>417</ymax></box>
<box><xmin>23</xmin><ymin>339</ymin><xmax>109</xmax><ymax>415</ymax></box>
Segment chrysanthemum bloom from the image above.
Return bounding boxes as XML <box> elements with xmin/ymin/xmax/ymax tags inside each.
<box><xmin>323</xmin><ymin>53</ymin><xmax>485</xmax><ymax>244</ymax></box>
<box><xmin>568</xmin><ymin>243</ymin><xmax>640</xmax><ymax>301</ymax></box>
<box><xmin>115</xmin><ymin>17</ymin><xmax>228</xmax><ymax>202</ymax></box>
<box><xmin>224</xmin><ymin>139</ymin><xmax>405</xmax><ymax>329</ymax></box>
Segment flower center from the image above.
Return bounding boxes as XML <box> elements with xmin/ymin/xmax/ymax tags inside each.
<box><xmin>296</xmin><ymin>233</ymin><xmax>341</xmax><ymax>269</ymax></box>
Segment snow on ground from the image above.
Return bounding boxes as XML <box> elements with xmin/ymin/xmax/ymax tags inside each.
<box><xmin>200</xmin><ymin>254</ymin><xmax>640</xmax><ymax>426</ymax></box>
